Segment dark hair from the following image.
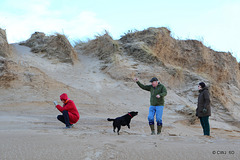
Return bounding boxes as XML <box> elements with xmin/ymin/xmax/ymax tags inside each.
<box><xmin>199</xmin><ymin>82</ymin><xmax>206</xmax><ymax>88</ymax></box>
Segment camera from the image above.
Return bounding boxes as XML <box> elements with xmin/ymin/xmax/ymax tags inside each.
<box><xmin>53</xmin><ymin>101</ymin><xmax>58</xmax><ymax>106</ymax></box>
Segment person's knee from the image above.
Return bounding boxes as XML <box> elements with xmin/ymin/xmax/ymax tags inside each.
<box><xmin>62</xmin><ymin>110</ymin><xmax>68</xmax><ymax>115</ymax></box>
<box><xmin>148</xmin><ymin>116</ymin><xmax>154</xmax><ymax>123</ymax></box>
<box><xmin>156</xmin><ymin>116</ymin><xmax>163</xmax><ymax>124</ymax></box>
<box><xmin>156</xmin><ymin>117</ymin><xmax>162</xmax><ymax>124</ymax></box>
<box><xmin>57</xmin><ymin>115</ymin><xmax>61</xmax><ymax>120</ymax></box>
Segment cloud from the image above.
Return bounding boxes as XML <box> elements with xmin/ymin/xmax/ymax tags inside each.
<box><xmin>64</xmin><ymin>11</ymin><xmax>112</xmax><ymax>41</ymax></box>
<box><xmin>0</xmin><ymin>1</ymin><xmax>111</xmax><ymax>43</ymax></box>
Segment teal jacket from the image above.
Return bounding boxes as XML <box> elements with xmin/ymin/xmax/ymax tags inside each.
<box><xmin>137</xmin><ymin>81</ymin><xmax>167</xmax><ymax>106</ymax></box>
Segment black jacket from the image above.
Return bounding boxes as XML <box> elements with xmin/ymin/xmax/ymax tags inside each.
<box><xmin>196</xmin><ymin>87</ymin><xmax>211</xmax><ymax>117</ymax></box>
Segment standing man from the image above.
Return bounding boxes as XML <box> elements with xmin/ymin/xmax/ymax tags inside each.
<box><xmin>54</xmin><ymin>93</ymin><xmax>80</xmax><ymax>129</ymax></box>
<box><xmin>196</xmin><ymin>82</ymin><xmax>211</xmax><ymax>136</ymax></box>
<box><xmin>134</xmin><ymin>77</ymin><xmax>167</xmax><ymax>135</ymax></box>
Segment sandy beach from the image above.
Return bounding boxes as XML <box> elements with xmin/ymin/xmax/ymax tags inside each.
<box><xmin>0</xmin><ymin>43</ymin><xmax>239</xmax><ymax>160</ymax></box>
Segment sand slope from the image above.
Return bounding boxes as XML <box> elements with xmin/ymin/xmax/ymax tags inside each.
<box><xmin>0</xmin><ymin>44</ymin><xmax>240</xmax><ymax>160</ymax></box>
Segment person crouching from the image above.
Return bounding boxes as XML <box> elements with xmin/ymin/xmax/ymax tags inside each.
<box><xmin>55</xmin><ymin>93</ymin><xmax>79</xmax><ymax>129</ymax></box>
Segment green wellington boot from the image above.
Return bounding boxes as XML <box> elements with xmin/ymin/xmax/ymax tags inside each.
<box><xmin>149</xmin><ymin>124</ymin><xmax>155</xmax><ymax>135</ymax></box>
<box><xmin>157</xmin><ymin>125</ymin><xmax>162</xmax><ymax>135</ymax></box>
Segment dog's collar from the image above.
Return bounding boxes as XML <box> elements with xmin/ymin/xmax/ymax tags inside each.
<box><xmin>128</xmin><ymin>113</ymin><xmax>133</xmax><ymax>118</ymax></box>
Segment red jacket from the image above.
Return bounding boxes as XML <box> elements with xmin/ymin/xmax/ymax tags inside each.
<box><xmin>56</xmin><ymin>93</ymin><xmax>79</xmax><ymax>124</ymax></box>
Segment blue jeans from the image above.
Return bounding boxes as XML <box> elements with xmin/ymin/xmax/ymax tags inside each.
<box><xmin>148</xmin><ymin>106</ymin><xmax>164</xmax><ymax>126</ymax></box>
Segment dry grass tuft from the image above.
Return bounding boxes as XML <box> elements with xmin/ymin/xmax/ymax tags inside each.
<box><xmin>120</xmin><ymin>28</ymin><xmax>166</xmax><ymax>65</ymax></box>
<box><xmin>75</xmin><ymin>30</ymin><xmax>120</xmax><ymax>63</ymax></box>
<box><xmin>20</xmin><ymin>32</ymin><xmax>78</xmax><ymax>64</ymax></box>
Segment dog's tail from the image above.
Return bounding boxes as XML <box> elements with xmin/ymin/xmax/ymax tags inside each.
<box><xmin>107</xmin><ymin>118</ymin><xmax>115</xmax><ymax>121</ymax></box>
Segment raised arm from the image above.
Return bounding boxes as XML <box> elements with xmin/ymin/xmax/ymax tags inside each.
<box><xmin>136</xmin><ymin>81</ymin><xmax>151</xmax><ymax>91</ymax></box>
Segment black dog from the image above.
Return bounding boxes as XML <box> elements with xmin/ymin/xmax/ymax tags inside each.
<box><xmin>107</xmin><ymin>111</ymin><xmax>138</xmax><ymax>135</ymax></box>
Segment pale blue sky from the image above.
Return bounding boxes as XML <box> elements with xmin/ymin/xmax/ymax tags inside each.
<box><xmin>0</xmin><ymin>0</ymin><xmax>239</xmax><ymax>61</ymax></box>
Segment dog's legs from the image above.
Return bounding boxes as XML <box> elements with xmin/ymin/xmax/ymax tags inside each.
<box><xmin>127</xmin><ymin>124</ymin><xmax>130</xmax><ymax>129</ymax></box>
<box><xmin>117</xmin><ymin>126</ymin><xmax>121</xmax><ymax>135</ymax></box>
<box><xmin>113</xmin><ymin>125</ymin><xmax>116</xmax><ymax>132</ymax></box>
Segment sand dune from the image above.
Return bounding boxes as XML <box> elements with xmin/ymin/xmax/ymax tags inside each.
<box><xmin>0</xmin><ymin>43</ymin><xmax>239</xmax><ymax>160</ymax></box>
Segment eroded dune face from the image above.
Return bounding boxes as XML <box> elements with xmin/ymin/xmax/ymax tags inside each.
<box><xmin>75</xmin><ymin>27</ymin><xmax>240</xmax><ymax>122</ymax></box>
<box><xmin>20</xmin><ymin>32</ymin><xmax>79</xmax><ymax>64</ymax></box>
<box><xmin>0</xmin><ymin>28</ymin><xmax>12</xmax><ymax>58</ymax></box>
<box><xmin>0</xmin><ymin>28</ymin><xmax>14</xmax><ymax>88</ymax></box>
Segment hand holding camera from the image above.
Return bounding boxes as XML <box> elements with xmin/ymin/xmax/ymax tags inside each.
<box><xmin>53</xmin><ymin>101</ymin><xmax>58</xmax><ymax>106</ymax></box>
